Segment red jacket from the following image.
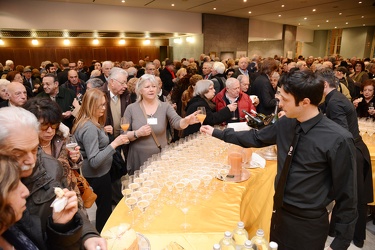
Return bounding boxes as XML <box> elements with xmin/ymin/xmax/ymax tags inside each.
<box><xmin>213</xmin><ymin>89</ymin><xmax>256</xmax><ymax>121</ymax></box>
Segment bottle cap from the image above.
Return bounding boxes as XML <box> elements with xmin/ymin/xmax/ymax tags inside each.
<box><xmin>237</xmin><ymin>221</ymin><xmax>245</xmax><ymax>228</ymax></box>
<box><xmin>256</xmin><ymin>229</ymin><xmax>264</xmax><ymax>237</ymax></box>
<box><xmin>224</xmin><ymin>231</ymin><xmax>232</xmax><ymax>237</ymax></box>
<box><xmin>213</xmin><ymin>243</ymin><xmax>221</xmax><ymax>250</ymax></box>
<box><xmin>269</xmin><ymin>241</ymin><xmax>278</xmax><ymax>248</ymax></box>
<box><xmin>244</xmin><ymin>240</ymin><xmax>253</xmax><ymax>247</ymax></box>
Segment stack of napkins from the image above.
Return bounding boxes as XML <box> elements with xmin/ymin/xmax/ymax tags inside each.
<box><xmin>226</xmin><ymin>122</ymin><xmax>251</xmax><ymax>131</ymax></box>
<box><xmin>249</xmin><ymin>152</ymin><xmax>266</xmax><ymax>168</ymax></box>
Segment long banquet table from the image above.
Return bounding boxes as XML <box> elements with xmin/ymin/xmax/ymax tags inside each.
<box><xmin>102</xmin><ymin>136</ymin><xmax>277</xmax><ymax>249</ymax></box>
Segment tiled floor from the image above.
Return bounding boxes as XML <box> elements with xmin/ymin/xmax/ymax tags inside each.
<box><xmin>88</xmin><ymin>204</ymin><xmax>375</xmax><ymax>249</ymax></box>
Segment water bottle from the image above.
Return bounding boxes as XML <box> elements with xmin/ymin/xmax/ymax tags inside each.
<box><xmin>241</xmin><ymin>240</ymin><xmax>254</xmax><ymax>250</ymax></box>
<box><xmin>269</xmin><ymin>241</ymin><xmax>278</xmax><ymax>250</ymax></box>
<box><xmin>232</xmin><ymin>221</ymin><xmax>248</xmax><ymax>248</ymax></box>
<box><xmin>250</xmin><ymin>229</ymin><xmax>269</xmax><ymax>250</ymax></box>
<box><xmin>213</xmin><ymin>243</ymin><xmax>221</xmax><ymax>250</ymax></box>
<box><xmin>219</xmin><ymin>231</ymin><xmax>236</xmax><ymax>250</ymax></box>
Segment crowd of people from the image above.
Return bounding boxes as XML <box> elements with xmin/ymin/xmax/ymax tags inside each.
<box><xmin>0</xmin><ymin>53</ymin><xmax>374</xmax><ymax>249</ymax></box>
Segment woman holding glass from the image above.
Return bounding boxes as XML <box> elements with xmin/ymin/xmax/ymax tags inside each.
<box><xmin>23</xmin><ymin>98</ymin><xmax>83</xmax><ymax>206</ymax></box>
<box><xmin>184</xmin><ymin>80</ymin><xmax>237</xmax><ymax>137</ymax></box>
<box><xmin>72</xmin><ymin>88</ymin><xmax>129</xmax><ymax>232</ymax></box>
<box><xmin>125</xmin><ymin>74</ymin><xmax>199</xmax><ymax>174</ymax></box>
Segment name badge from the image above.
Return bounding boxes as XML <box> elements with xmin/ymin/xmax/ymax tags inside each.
<box><xmin>147</xmin><ymin>117</ymin><xmax>158</xmax><ymax>125</ymax></box>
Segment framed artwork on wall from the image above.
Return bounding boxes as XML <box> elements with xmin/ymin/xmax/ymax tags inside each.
<box><xmin>220</xmin><ymin>51</ymin><xmax>234</xmax><ymax>61</ymax></box>
<box><xmin>236</xmin><ymin>51</ymin><xmax>247</xmax><ymax>59</ymax></box>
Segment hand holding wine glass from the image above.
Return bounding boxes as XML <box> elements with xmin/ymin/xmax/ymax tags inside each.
<box><xmin>66</xmin><ymin>135</ymin><xmax>81</xmax><ymax>169</ymax></box>
<box><xmin>120</xmin><ymin>117</ymin><xmax>130</xmax><ymax>144</ymax></box>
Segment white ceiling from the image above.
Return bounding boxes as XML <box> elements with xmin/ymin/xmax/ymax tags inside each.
<box><xmin>41</xmin><ymin>0</ymin><xmax>375</xmax><ymax>30</ymax></box>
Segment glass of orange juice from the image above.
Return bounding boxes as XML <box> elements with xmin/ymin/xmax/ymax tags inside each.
<box><xmin>197</xmin><ymin>106</ymin><xmax>206</xmax><ymax>125</ymax></box>
<box><xmin>120</xmin><ymin>116</ymin><xmax>130</xmax><ymax>144</ymax></box>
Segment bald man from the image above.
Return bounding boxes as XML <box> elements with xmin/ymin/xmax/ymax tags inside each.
<box><xmin>0</xmin><ymin>81</ymin><xmax>27</xmax><ymax>108</ymax></box>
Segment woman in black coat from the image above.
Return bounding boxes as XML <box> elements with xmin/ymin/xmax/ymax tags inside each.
<box><xmin>184</xmin><ymin>80</ymin><xmax>237</xmax><ymax>136</ymax></box>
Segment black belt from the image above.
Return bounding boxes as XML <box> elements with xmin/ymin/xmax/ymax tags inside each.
<box><xmin>282</xmin><ymin>203</ymin><xmax>327</xmax><ymax>219</ymax></box>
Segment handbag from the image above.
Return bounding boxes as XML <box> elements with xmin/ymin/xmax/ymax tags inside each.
<box><xmin>140</xmin><ymin>102</ymin><xmax>162</xmax><ymax>151</ymax></box>
<box><xmin>72</xmin><ymin>169</ymin><xmax>97</xmax><ymax>208</ymax></box>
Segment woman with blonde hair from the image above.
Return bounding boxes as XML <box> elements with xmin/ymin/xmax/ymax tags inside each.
<box><xmin>125</xmin><ymin>74</ymin><xmax>199</xmax><ymax>173</ymax></box>
<box><xmin>72</xmin><ymin>88</ymin><xmax>129</xmax><ymax>232</ymax></box>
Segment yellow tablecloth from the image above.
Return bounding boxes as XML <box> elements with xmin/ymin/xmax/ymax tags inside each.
<box><xmin>367</xmin><ymin>145</ymin><xmax>375</xmax><ymax>206</ymax></box>
<box><xmin>102</xmin><ymin>161</ymin><xmax>277</xmax><ymax>249</ymax></box>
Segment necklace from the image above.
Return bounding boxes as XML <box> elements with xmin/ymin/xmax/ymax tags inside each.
<box><xmin>40</xmin><ymin>141</ymin><xmax>51</xmax><ymax>148</ymax></box>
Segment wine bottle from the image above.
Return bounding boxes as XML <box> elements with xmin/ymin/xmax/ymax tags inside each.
<box><xmin>242</xmin><ymin>110</ymin><xmax>264</xmax><ymax>129</ymax></box>
<box><xmin>270</xmin><ymin>100</ymin><xmax>280</xmax><ymax>125</ymax></box>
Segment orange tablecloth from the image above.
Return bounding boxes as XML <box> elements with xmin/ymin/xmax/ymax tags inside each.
<box><xmin>102</xmin><ymin>161</ymin><xmax>277</xmax><ymax>249</ymax></box>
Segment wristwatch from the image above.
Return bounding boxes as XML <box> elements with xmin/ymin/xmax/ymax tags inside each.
<box><xmin>134</xmin><ymin>130</ymin><xmax>138</xmax><ymax>139</ymax></box>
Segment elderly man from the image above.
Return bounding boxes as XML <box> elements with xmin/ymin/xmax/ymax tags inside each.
<box><xmin>238</xmin><ymin>74</ymin><xmax>250</xmax><ymax>94</ymax></box>
<box><xmin>103</xmin><ymin>67</ymin><xmax>132</xmax><ymax>204</ymax></box>
<box><xmin>210</xmin><ymin>62</ymin><xmax>227</xmax><ymax>93</ymax></box>
<box><xmin>23</xmin><ymin>67</ymin><xmax>39</xmax><ymax>97</ymax></box>
<box><xmin>233</xmin><ymin>57</ymin><xmax>249</xmax><ymax>78</ymax></box>
<box><xmin>0</xmin><ymin>81</ymin><xmax>27</xmax><ymax>108</ymax></box>
<box><xmin>61</xmin><ymin>69</ymin><xmax>87</xmax><ymax>97</ymax></box>
<box><xmin>37</xmin><ymin>73</ymin><xmax>75</xmax><ymax>129</ymax></box>
<box><xmin>145</xmin><ymin>62</ymin><xmax>157</xmax><ymax>75</ymax></box>
<box><xmin>0</xmin><ymin>107</ymin><xmax>107</xmax><ymax>250</ymax></box>
<box><xmin>98</xmin><ymin>61</ymin><xmax>112</xmax><ymax>83</ymax></box>
<box><xmin>213</xmin><ymin>77</ymin><xmax>255</xmax><ymax>123</ymax></box>
<box><xmin>201</xmin><ymin>61</ymin><xmax>212</xmax><ymax>80</ymax></box>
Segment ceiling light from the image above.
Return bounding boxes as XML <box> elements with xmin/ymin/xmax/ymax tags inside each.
<box><xmin>186</xmin><ymin>37</ymin><xmax>195</xmax><ymax>43</ymax></box>
<box><xmin>304</xmin><ymin>17</ymin><xmax>307</xmax><ymax>20</ymax></box>
<box><xmin>359</xmin><ymin>1</ymin><xmax>362</xmax><ymax>3</ymax></box>
<box><xmin>31</xmin><ymin>39</ymin><xmax>38</xmax><ymax>45</ymax></box>
<box><xmin>334</xmin><ymin>27</ymin><xmax>337</xmax><ymax>29</ymax></box>
<box><xmin>363</xmin><ymin>24</ymin><xmax>366</xmax><ymax>26</ymax></box>
<box><xmin>281</xmin><ymin>5</ymin><xmax>284</xmax><ymax>7</ymax></box>
<box><xmin>326</xmin><ymin>20</ymin><xmax>329</xmax><ymax>22</ymax></box>
<box><xmin>143</xmin><ymin>39</ymin><xmax>150</xmax><ymax>45</ymax></box>
<box><xmin>312</xmin><ymin>9</ymin><xmax>316</xmax><ymax>12</ymax></box>
<box><xmin>361</xmin><ymin>16</ymin><xmax>364</xmax><ymax>18</ymax></box>
<box><xmin>346</xmin><ymin>22</ymin><xmax>349</xmax><ymax>25</ymax></box>
<box><xmin>171</xmin><ymin>4</ymin><xmax>174</xmax><ymax>7</ymax></box>
<box><xmin>119</xmin><ymin>39</ymin><xmax>125</xmax><ymax>45</ymax></box>
<box><xmin>317</xmin><ymin>25</ymin><xmax>320</xmax><ymax>27</ymax></box>
<box><xmin>173</xmin><ymin>38</ymin><xmax>182</xmax><ymax>44</ymax></box>
<box><xmin>248</xmin><ymin>11</ymin><xmax>252</xmax><ymax>14</ymax></box>
<box><xmin>298</xmin><ymin>23</ymin><xmax>301</xmax><ymax>26</ymax></box>
<box><xmin>121</xmin><ymin>0</ymin><xmax>125</xmax><ymax>3</ymax></box>
<box><xmin>93</xmin><ymin>39</ymin><xmax>99</xmax><ymax>45</ymax></box>
<box><xmin>278</xmin><ymin>15</ymin><xmax>281</xmax><ymax>17</ymax></box>
<box><xmin>213</xmin><ymin>8</ymin><xmax>216</xmax><ymax>10</ymax></box>
<box><xmin>243</xmin><ymin>0</ymin><xmax>247</xmax><ymax>2</ymax></box>
<box><xmin>339</xmin><ymin>13</ymin><xmax>342</xmax><ymax>15</ymax></box>
<box><xmin>63</xmin><ymin>39</ymin><xmax>70</xmax><ymax>45</ymax></box>
<box><xmin>0</xmin><ymin>39</ymin><xmax>4</xmax><ymax>45</ymax></box>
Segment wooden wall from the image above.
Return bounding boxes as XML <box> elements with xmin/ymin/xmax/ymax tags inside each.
<box><xmin>0</xmin><ymin>38</ymin><xmax>169</xmax><ymax>68</ymax></box>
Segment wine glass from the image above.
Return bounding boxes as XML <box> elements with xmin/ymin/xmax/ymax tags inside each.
<box><xmin>137</xmin><ymin>199</ymin><xmax>150</xmax><ymax>229</ymax></box>
<box><xmin>120</xmin><ymin>116</ymin><xmax>130</xmax><ymax>144</ymax></box>
<box><xmin>177</xmin><ymin>197</ymin><xmax>191</xmax><ymax>230</ymax></box>
<box><xmin>66</xmin><ymin>135</ymin><xmax>79</xmax><ymax>169</ymax></box>
<box><xmin>125</xmin><ymin>197</ymin><xmax>137</xmax><ymax>225</ymax></box>
<box><xmin>230</xmin><ymin>98</ymin><xmax>238</xmax><ymax>120</ymax></box>
<box><xmin>196</xmin><ymin>106</ymin><xmax>207</xmax><ymax>125</ymax></box>
<box><xmin>219</xmin><ymin>168</ymin><xmax>230</xmax><ymax>191</ymax></box>
<box><xmin>189</xmin><ymin>178</ymin><xmax>201</xmax><ymax>204</ymax></box>
<box><xmin>164</xmin><ymin>180</ymin><xmax>175</xmax><ymax>206</ymax></box>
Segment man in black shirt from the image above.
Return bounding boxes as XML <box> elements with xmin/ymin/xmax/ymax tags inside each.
<box><xmin>318</xmin><ymin>68</ymin><xmax>373</xmax><ymax>248</ymax></box>
<box><xmin>201</xmin><ymin>69</ymin><xmax>357</xmax><ymax>250</ymax></box>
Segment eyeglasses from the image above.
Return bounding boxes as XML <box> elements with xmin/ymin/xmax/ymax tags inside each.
<box><xmin>113</xmin><ymin>78</ymin><xmax>127</xmax><ymax>86</ymax></box>
<box><xmin>40</xmin><ymin>123</ymin><xmax>60</xmax><ymax>131</ymax></box>
<box><xmin>97</xmin><ymin>103</ymin><xmax>106</xmax><ymax>109</ymax></box>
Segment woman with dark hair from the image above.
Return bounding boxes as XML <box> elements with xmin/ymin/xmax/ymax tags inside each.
<box><xmin>0</xmin><ymin>155</ymin><xmax>82</xmax><ymax>249</ymax></box>
<box><xmin>350</xmin><ymin>61</ymin><xmax>369</xmax><ymax>89</ymax></box>
<box><xmin>23</xmin><ymin>98</ymin><xmax>83</xmax><ymax>206</ymax></box>
<box><xmin>353</xmin><ymin>79</ymin><xmax>375</xmax><ymax>120</ymax></box>
<box><xmin>72</xmin><ymin>88</ymin><xmax>129</xmax><ymax>232</ymax></box>
<box><xmin>184</xmin><ymin>79</ymin><xmax>236</xmax><ymax>136</ymax></box>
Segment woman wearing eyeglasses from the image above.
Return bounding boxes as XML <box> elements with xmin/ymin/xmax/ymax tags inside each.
<box><xmin>72</xmin><ymin>88</ymin><xmax>129</xmax><ymax>232</ymax></box>
<box><xmin>23</xmin><ymin>98</ymin><xmax>83</xmax><ymax>205</ymax></box>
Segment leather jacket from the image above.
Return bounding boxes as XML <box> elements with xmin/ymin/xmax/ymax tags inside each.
<box><xmin>17</xmin><ymin>148</ymin><xmax>100</xmax><ymax>249</ymax></box>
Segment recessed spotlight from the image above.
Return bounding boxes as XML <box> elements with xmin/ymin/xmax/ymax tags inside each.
<box><xmin>278</xmin><ymin>14</ymin><xmax>281</xmax><ymax>17</ymax></box>
<box><xmin>339</xmin><ymin>13</ymin><xmax>342</xmax><ymax>15</ymax></box>
<box><xmin>334</xmin><ymin>27</ymin><xmax>337</xmax><ymax>29</ymax></box>
<box><xmin>171</xmin><ymin>4</ymin><xmax>174</xmax><ymax>7</ymax></box>
<box><xmin>313</xmin><ymin>9</ymin><xmax>316</xmax><ymax>12</ymax></box>
<box><xmin>213</xmin><ymin>7</ymin><xmax>216</xmax><ymax>10</ymax></box>
<box><xmin>281</xmin><ymin>5</ymin><xmax>284</xmax><ymax>7</ymax></box>
<box><xmin>243</xmin><ymin>0</ymin><xmax>247</xmax><ymax>2</ymax></box>
<box><xmin>359</xmin><ymin>1</ymin><xmax>362</xmax><ymax>3</ymax></box>
<box><xmin>326</xmin><ymin>20</ymin><xmax>329</xmax><ymax>22</ymax></box>
<box><xmin>304</xmin><ymin>17</ymin><xmax>307</xmax><ymax>20</ymax></box>
<box><xmin>93</xmin><ymin>39</ymin><xmax>99</xmax><ymax>45</ymax></box>
<box><xmin>298</xmin><ymin>23</ymin><xmax>301</xmax><ymax>26</ymax></box>
<box><xmin>143</xmin><ymin>39</ymin><xmax>150</xmax><ymax>45</ymax></box>
<box><xmin>361</xmin><ymin>16</ymin><xmax>364</xmax><ymax>18</ymax></box>
<box><xmin>346</xmin><ymin>22</ymin><xmax>349</xmax><ymax>25</ymax></box>
<box><xmin>363</xmin><ymin>24</ymin><xmax>366</xmax><ymax>26</ymax></box>
<box><xmin>0</xmin><ymin>39</ymin><xmax>4</xmax><ymax>45</ymax></box>
<box><xmin>248</xmin><ymin>11</ymin><xmax>252</xmax><ymax>14</ymax></box>
<box><xmin>63</xmin><ymin>39</ymin><xmax>70</xmax><ymax>45</ymax></box>
<box><xmin>121</xmin><ymin>0</ymin><xmax>125</xmax><ymax>3</ymax></box>
<box><xmin>317</xmin><ymin>25</ymin><xmax>320</xmax><ymax>27</ymax></box>
<box><xmin>119</xmin><ymin>39</ymin><xmax>125</xmax><ymax>45</ymax></box>
<box><xmin>32</xmin><ymin>39</ymin><xmax>38</xmax><ymax>45</ymax></box>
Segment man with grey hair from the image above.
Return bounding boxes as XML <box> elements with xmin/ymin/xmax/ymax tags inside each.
<box><xmin>145</xmin><ymin>62</ymin><xmax>156</xmax><ymax>75</ymax></box>
<box><xmin>0</xmin><ymin>81</ymin><xmax>27</xmax><ymax>108</ymax></box>
<box><xmin>86</xmin><ymin>77</ymin><xmax>104</xmax><ymax>90</ymax></box>
<box><xmin>211</xmin><ymin>62</ymin><xmax>227</xmax><ymax>93</ymax></box>
<box><xmin>103</xmin><ymin>67</ymin><xmax>132</xmax><ymax>204</ymax></box>
<box><xmin>233</xmin><ymin>57</ymin><xmax>249</xmax><ymax>78</ymax></box>
<box><xmin>213</xmin><ymin>77</ymin><xmax>255</xmax><ymax>123</ymax></box>
<box><xmin>237</xmin><ymin>74</ymin><xmax>250</xmax><ymax>93</ymax></box>
<box><xmin>126</xmin><ymin>66</ymin><xmax>137</xmax><ymax>80</ymax></box>
<box><xmin>98</xmin><ymin>60</ymin><xmax>113</xmax><ymax>83</ymax></box>
<box><xmin>5</xmin><ymin>59</ymin><xmax>14</xmax><ymax>71</ymax></box>
<box><xmin>202</xmin><ymin>61</ymin><xmax>213</xmax><ymax>80</ymax></box>
<box><xmin>0</xmin><ymin>107</ymin><xmax>107</xmax><ymax>250</ymax></box>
